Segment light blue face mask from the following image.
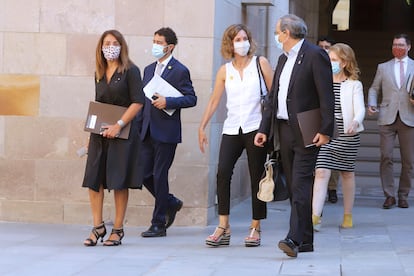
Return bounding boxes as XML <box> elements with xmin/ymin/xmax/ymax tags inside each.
<box><xmin>274</xmin><ymin>34</ymin><xmax>283</xmax><ymax>50</ymax></box>
<box><xmin>331</xmin><ymin>61</ymin><xmax>341</xmax><ymax>74</ymax></box>
<box><xmin>152</xmin><ymin>44</ymin><xmax>167</xmax><ymax>59</ymax></box>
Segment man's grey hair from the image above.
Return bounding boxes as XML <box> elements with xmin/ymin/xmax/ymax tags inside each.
<box><xmin>279</xmin><ymin>14</ymin><xmax>307</xmax><ymax>39</ymax></box>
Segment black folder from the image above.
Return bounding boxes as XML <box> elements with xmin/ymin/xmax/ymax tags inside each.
<box><xmin>296</xmin><ymin>108</ymin><xmax>321</xmax><ymax>148</ymax></box>
<box><xmin>84</xmin><ymin>101</ymin><xmax>130</xmax><ymax>139</ymax></box>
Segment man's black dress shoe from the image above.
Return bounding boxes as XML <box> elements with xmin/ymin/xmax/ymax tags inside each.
<box><xmin>278</xmin><ymin>238</ymin><xmax>298</xmax><ymax>258</ymax></box>
<box><xmin>383</xmin><ymin>196</ymin><xmax>396</xmax><ymax>209</ymax></box>
<box><xmin>328</xmin><ymin>189</ymin><xmax>338</xmax><ymax>203</ymax></box>
<box><xmin>298</xmin><ymin>243</ymin><xmax>314</xmax><ymax>252</ymax></box>
<box><xmin>141</xmin><ymin>225</ymin><xmax>166</xmax><ymax>238</ymax></box>
<box><xmin>165</xmin><ymin>198</ymin><xmax>183</xmax><ymax>229</ymax></box>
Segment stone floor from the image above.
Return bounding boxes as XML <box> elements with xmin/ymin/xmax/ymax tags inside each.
<box><xmin>1</xmin><ymin>197</ymin><xmax>413</xmax><ymax>275</ymax></box>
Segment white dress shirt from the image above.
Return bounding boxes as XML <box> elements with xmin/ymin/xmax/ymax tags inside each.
<box><xmin>394</xmin><ymin>56</ymin><xmax>408</xmax><ymax>89</ymax></box>
<box><xmin>277</xmin><ymin>39</ymin><xmax>304</xmax><ymax>119</ymax></box>
<box><xmin>155</xmin><ymin>55</ymin><xmax>173</xmax><ymax>75</ymax></box>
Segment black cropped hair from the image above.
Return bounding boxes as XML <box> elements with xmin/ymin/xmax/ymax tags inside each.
<box><xmin>154</xmin><ymin>27</ymin><xmax>178</xmax><ymax>45</ymax></box>
<box><xmin>394</xmin><ymin>33</ymin><xmax>411</xmax><ymax>45</ymax></box>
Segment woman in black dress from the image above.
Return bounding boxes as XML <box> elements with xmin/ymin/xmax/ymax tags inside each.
<box><xmin>83</xmin><ymin>30</ymin><xmax>145</xmax><ymax>246</ymax></box>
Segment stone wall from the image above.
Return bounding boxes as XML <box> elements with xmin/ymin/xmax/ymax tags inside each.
<box><xmin>0</xmin><ymin>0</ymin><xmax>321</xmax><ymax>226</ymax></box>
<box><xmin>0</xmin><ymin>0</ymin><xmax>215</xmax><ymax>226</ymax></box>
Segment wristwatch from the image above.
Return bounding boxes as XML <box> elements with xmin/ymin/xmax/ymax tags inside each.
<box><xmin>117</xmin><ymin>119</ymin><xmax>125</xmax><ymax>128</ymax></box>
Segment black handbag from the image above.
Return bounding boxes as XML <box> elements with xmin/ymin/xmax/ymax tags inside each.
<box><xmin>257</xmin><ymin>151</ymin><xmax>289</xmax><ymax>202</ymax></box>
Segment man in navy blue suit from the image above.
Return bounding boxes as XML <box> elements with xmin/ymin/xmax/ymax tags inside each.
<box><xmin>140</xmin><ymin>27</ymin><xmax>197</xmax><ymax>237</ymax></box>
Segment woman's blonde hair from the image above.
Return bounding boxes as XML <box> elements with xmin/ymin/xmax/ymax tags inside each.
<box><xmin>329</xmin><ymin>43</ymin><xmax>360</xmax><ymax>80</ymax></box>
<box><xmin>221</xmin><ymin>24</ymin><xmax>257</xmax><ymax>60</ymax></box>
<box><xmin>95</xmin><ymin>30</ymin><xmax>132</xmax><ymax>81</ymax></box>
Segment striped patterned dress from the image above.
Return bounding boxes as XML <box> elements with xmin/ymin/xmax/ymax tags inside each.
<box><xmin>315</xmin><ymin>82</ymin><xmax>360</xmax><ymax>172</ymax></box>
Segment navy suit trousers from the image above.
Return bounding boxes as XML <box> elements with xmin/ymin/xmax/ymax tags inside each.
<box><xmin>142</xmin><ymin>135</ymin><xmax>177</xmax><ymax>227</ymax></box>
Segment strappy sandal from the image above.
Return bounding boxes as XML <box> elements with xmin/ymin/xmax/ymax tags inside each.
<box><xmin>244</xmin><ymin>227</ymin><xmax>261</xmax><ymax>247</ymax></box>
<box><xmin>83</xmin><ymin>222</ymin><xmax>107</xmax><ymax>246</ymax></box>
<box><xmin>205</xmin><ymin>226</ymin><xmax>231</xmax><ymax>247</ymax></box>
<box><xmin>103</xmin><ymin>228</ymin><xmax>124</xmax><ymax>246</ymax></box>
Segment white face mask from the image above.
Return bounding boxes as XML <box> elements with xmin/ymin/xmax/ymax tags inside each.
<box><xmin>234</xmin><ymin>40</ymin><xmax>250</xmax><ymax>56</ymax></box>
<box><xmin>274</xmin><ymin>34</ymin><xmax>283</xmax><ymax>50</ymax></box>
<box><xmin>102</xmin><ymin>45</ymin><xmax>121</xmax><ymax>61</ymax></box>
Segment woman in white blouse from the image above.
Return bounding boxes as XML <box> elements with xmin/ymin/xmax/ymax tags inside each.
<box><xmin>198</xmin><ymin>24</ymin><xmax>273</xmax><ymax>247</ymax></box>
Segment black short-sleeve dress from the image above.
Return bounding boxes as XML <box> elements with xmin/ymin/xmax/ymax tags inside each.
<box><xmin>82</xmin><ymin>64</ymin><xmax>145</xmax><ymax>192</ymax></box>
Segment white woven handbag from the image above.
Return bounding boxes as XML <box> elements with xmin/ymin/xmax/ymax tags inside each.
<box><xmin>257</xmin><ymin>159</ymin><xmax>276</xmax><ymax>202</ymax></box>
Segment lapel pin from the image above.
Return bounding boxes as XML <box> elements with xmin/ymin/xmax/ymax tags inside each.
<box><xmin>298</xmin><ymin>54</ymin><xmax>304</xmax><ymax>64</ymax></box>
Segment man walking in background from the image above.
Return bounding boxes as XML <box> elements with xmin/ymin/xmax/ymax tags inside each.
<box><xmin>368</xmin><ymin>34</ymin><xmax>414</xmax><ymax>209</ymax></box>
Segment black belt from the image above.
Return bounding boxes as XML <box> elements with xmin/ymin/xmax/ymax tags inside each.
<box><xmin>277</xmin><ymin>119</ymin><xmax>290</xmax><ymax>125</ymax></box>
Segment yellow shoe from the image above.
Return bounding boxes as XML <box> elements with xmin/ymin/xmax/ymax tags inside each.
<box><xmin>312</xmin><ymin>215</ymin><xmax>321</xmax><ymax>232</ymax></box>
<box><xmin>341</xmin><ymin>214</ymin><xmax>353</xmax><ymax>228</ymax></box>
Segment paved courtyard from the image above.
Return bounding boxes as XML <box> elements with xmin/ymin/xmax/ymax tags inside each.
<box><xmin>1</xmin><ymin>197</ymin><xmax>414</xmax><ymax>275</ymax></box>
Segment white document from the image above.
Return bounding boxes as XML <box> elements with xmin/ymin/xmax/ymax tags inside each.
<box><xmin>86</xmin><ymin>114</ymin><xmax>97</xmax><ymax>129</ymax></box>
<box><xmin>143</xmin><ymin>74</ymin><xmax>183</xmax><ymax>116</ymax></box>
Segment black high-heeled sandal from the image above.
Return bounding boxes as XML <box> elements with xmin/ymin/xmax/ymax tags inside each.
<box><xmin>103</xmin><ymin>228</ymin><xmax>124</xmax><ymax>246</ymax></box>
<box><xmin>83</xmin><ymin>222</ymin><xmax>107</xmax><ymax>246</ymax></box>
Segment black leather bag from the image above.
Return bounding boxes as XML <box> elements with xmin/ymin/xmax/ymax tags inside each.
<box><xmin>257</xmin><ymin>151</ymin><xmax>289</xmax><ymax>202</ymax></box>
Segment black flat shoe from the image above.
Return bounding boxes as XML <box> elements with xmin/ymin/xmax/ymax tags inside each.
<box><xmin>141</xmin><ymin>225</ymin><xmax>166</xmax><ymax>238</ymax></box>
<box><xmin>165</xmin><ymin>197</ymin><xmax>183</xmax><ymax>229</ymax></box>
<box><xmin>278</xmin><ymin>238</ymin><xmax>298</xmax><ymax>258</ymax></box>
<box><xmin>328</xmin><ymin>189</ymin><xmax>338</xmax><ymax>203</ymax></box>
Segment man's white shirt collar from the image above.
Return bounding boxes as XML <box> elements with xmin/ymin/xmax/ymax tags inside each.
<box><xmin>284</xmin><ymin>39</ymin><xmax>304</xmax><ymax>57</ymax></box>
<box><xmin>158</xmin><ymin>55</ymin><xmax>173</xmax><ymax>66</ymax></box>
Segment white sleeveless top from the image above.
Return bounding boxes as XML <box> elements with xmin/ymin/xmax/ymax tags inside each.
<box><xmin>223</xmin><ymin>56</ymin><xmax>265</xmax><ymax>135</ymax></box>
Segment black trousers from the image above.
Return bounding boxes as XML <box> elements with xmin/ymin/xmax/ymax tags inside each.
<box><xmin>279</xmin><ymin>120</ymin><xmax>319</xmax><ymax>245</ymax></box>
<box><xmin>216</xmin><ymin>129</ymin><xmax>267</xmax><ymax>220</ymax></box>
